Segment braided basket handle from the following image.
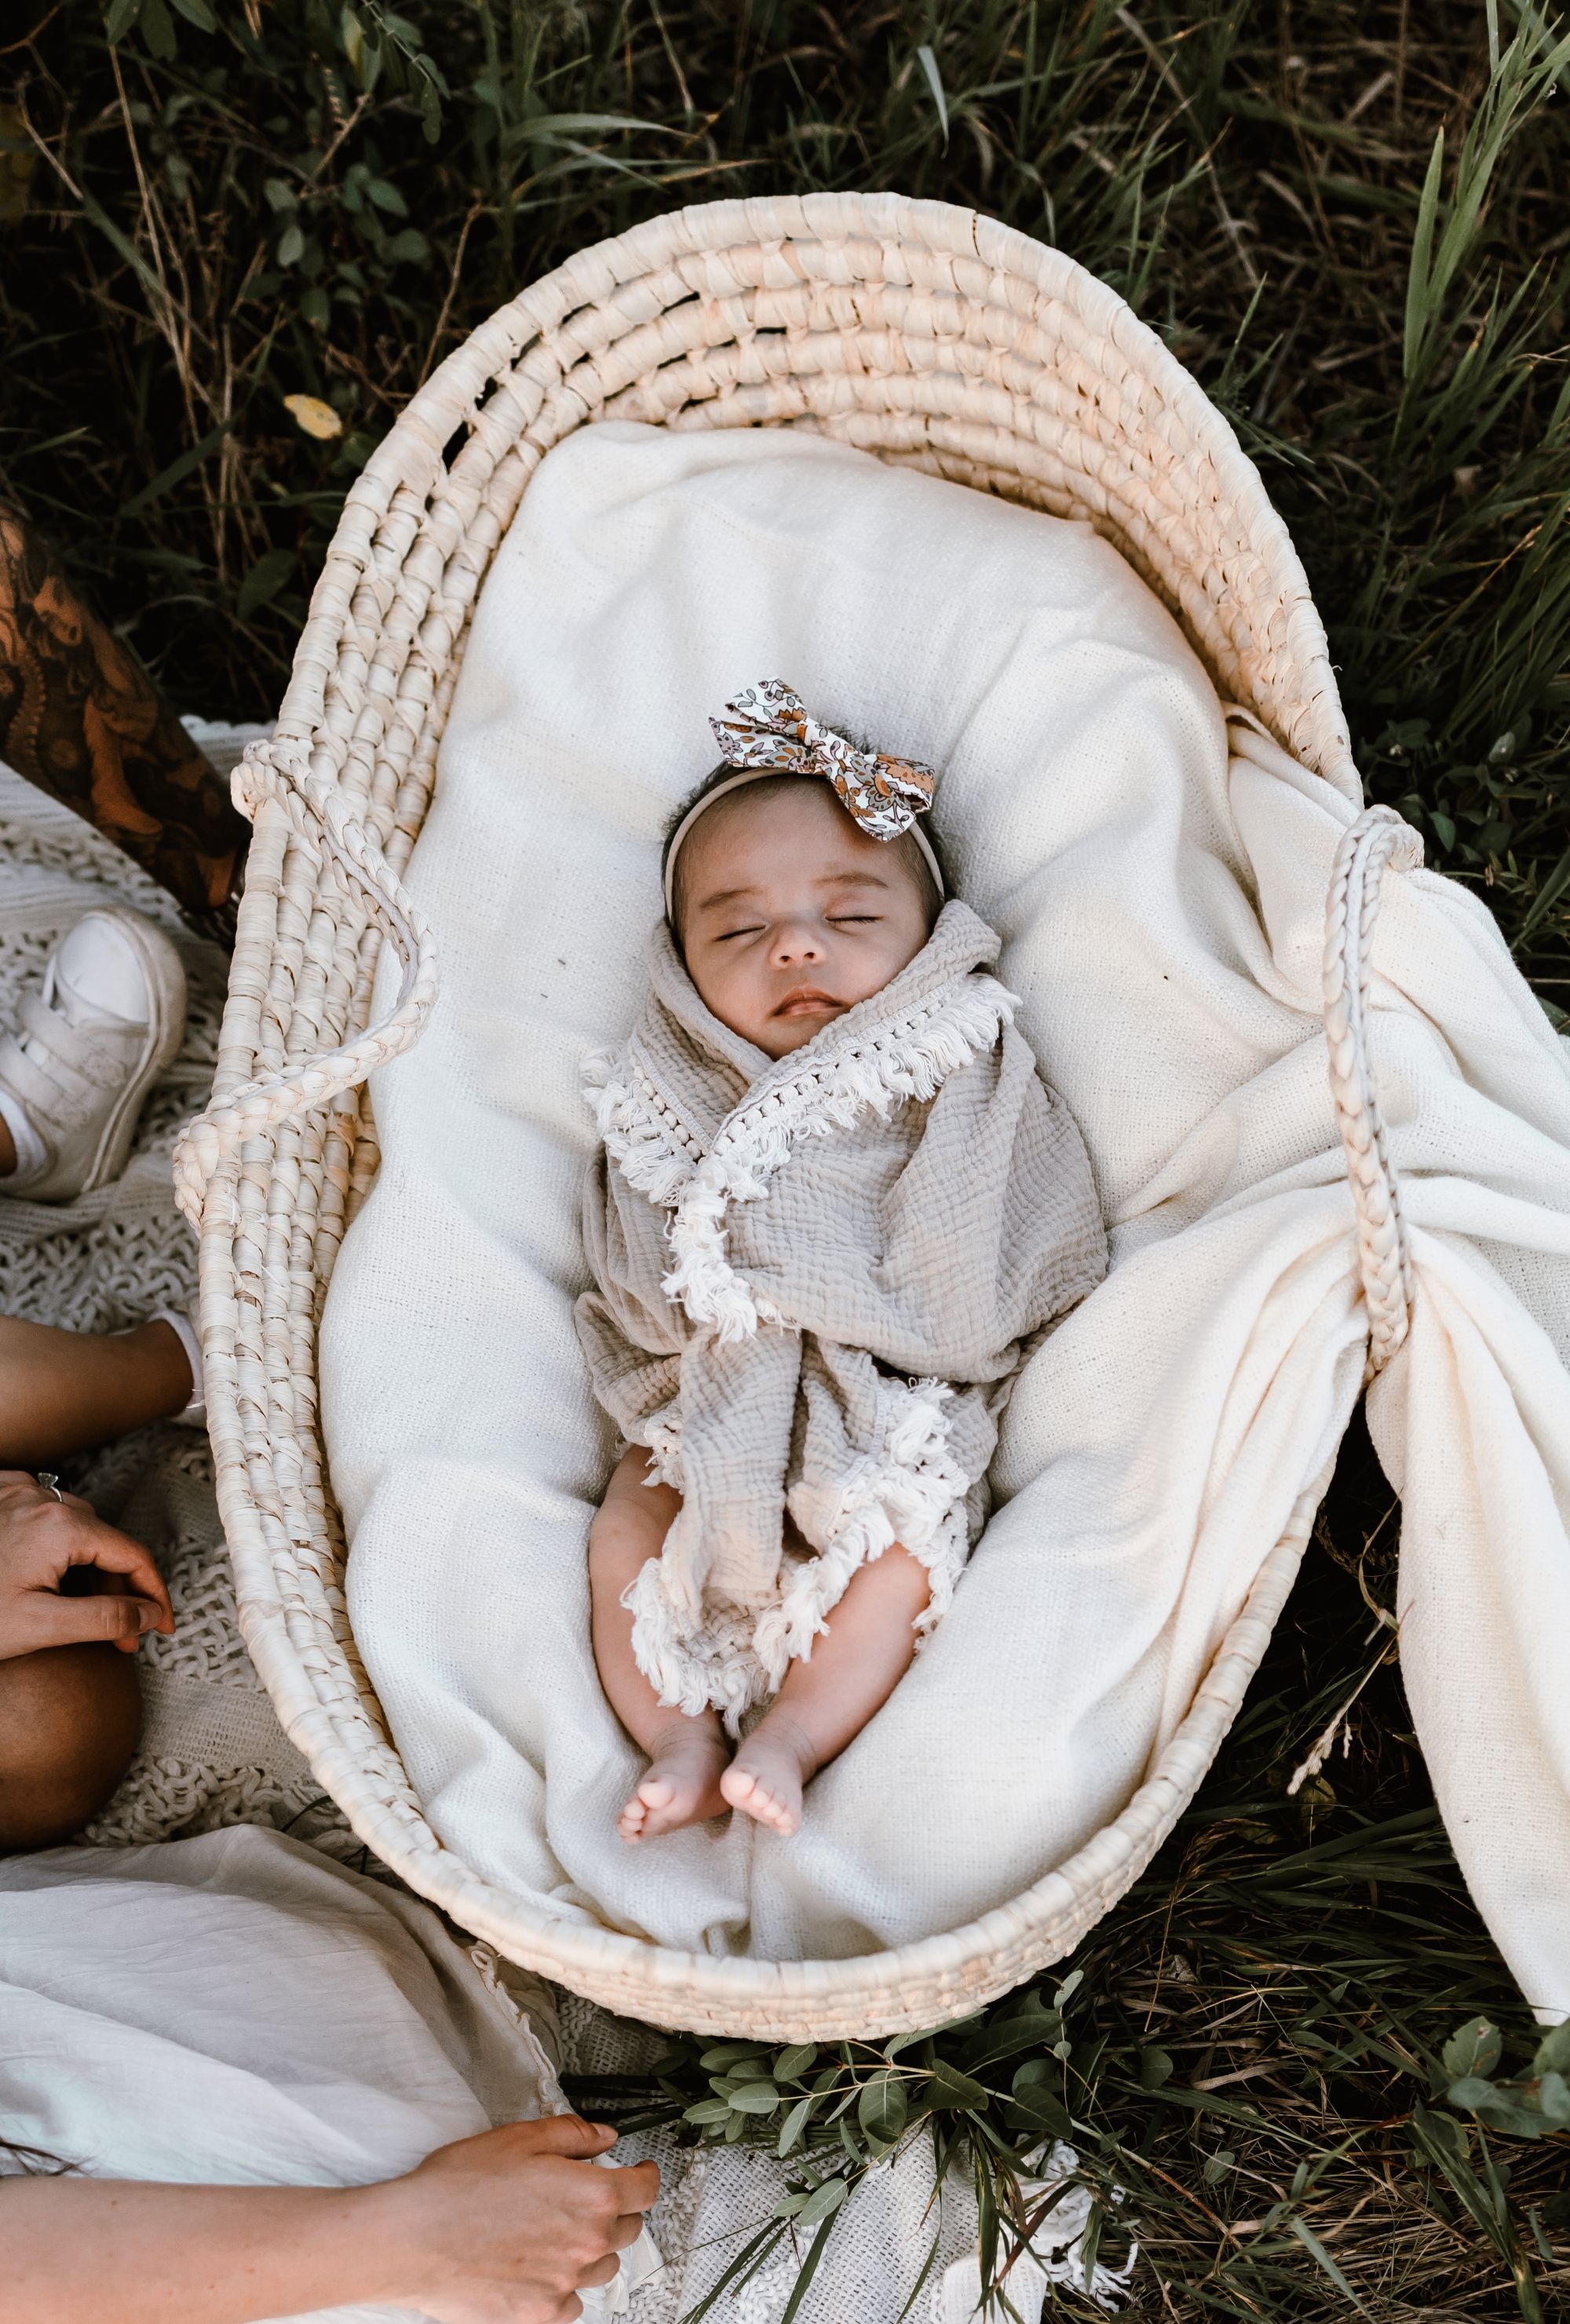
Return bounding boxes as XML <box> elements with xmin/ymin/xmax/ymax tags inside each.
<box><xmin>172</xmin><ymin>741</ymin><xmax>438</xmax><ymax>1229</ymax></box>
<box><xmin>1322</xmin><ymin>804</ymin><xmax>1423</xmax><ymax>1372</ymax></box>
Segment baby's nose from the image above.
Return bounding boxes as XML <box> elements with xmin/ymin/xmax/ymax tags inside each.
<box><xmin>771</xmin><ymin>919</ymin><xmax>824</xmax><ymax>963</ymax></box>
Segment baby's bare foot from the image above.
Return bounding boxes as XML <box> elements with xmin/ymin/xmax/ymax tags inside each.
<box><xmin>721</xmin><ymin>1715</ymin><xmax>818</xmax><ymax>1837</ymax></box>
<box><xmin>619</xmin><ymin>1722</ymin><xmax>730</xmax><ymax>1843</ymax></box>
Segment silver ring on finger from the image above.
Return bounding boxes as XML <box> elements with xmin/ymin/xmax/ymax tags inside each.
<box><xmin>35</xmin><ymin>1472</ymin><xmax>64</xmax><ymax>1501</ymax></box>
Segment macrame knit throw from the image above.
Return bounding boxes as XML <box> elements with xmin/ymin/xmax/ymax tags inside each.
<box><xmin>576</xmin><ymin>901</ymin><xmax>1108</xmax><ymax>1730</ymax></box>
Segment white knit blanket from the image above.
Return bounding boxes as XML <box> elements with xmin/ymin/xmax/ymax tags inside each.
<box><xmin>323</xmin><ymin>421</ymin><xmax>1570</xmax><ymax>2019</ymax></box>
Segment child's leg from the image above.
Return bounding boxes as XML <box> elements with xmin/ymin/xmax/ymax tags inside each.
<box><xmin>589</xmin><ymin>1447</ymin><xmax>729</xmax><ymax>1844</ymax></box>
<box><xmin>722</xmin><ymin>1546</ymin><xmax>932</xmax><ymax>1837</ymax></box>
<box><xmin>0</xmin><ymin>1316</ymin><xmax>194</xmax><ymax>1469</ymax></box>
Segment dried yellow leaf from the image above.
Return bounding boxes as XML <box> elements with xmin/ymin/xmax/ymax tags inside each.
<box><xmin>283</xmin><ymin>393</ymin><xmax>344</xmax><ymax>441</ymax></box>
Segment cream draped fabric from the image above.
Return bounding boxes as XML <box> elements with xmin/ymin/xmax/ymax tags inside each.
<box><xmin>323</xmin><ymin>420</ymin><xmax>1570</xmax><ymax>2016</ymax></box>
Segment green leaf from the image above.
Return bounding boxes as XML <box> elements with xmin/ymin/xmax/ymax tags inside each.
<box><xmin>139</xmin><ymin>0</ymin><xmax>176</xmax><ymax>59</ymax></box>
<box><xmin>122</xmin><ymin>418</ymin><xmax>232</xmax><ymax>520</ymax></box>
<box><xmin>167</xmin><ymin>0</ymin><xmax>215</xmax><ymax>28</ymax></box>
<box><xmin>794</xmin><ymin>2175</ymin><xmax>849</xmax><ymax>2230</ymax></box>
<box><xmin>1010</xmin><ymin>2081</ymin><xmax>1071</xmax><ymax>2138</ymax></box>
<box><xmin>277</xmin><ymin>221</ymin><xmax>305</xmax><ymax>268</ymax></box>
<box><xmin>775</xmin><ymin>2045</ymin><xmax>817</xmax><ymax>2082</ymax></box>
<box><xmin>366</xmin><ymin>176</ymin><xmax>408</xmax><ymax>215</ymax></box>
<box><xmin>777</xmin><ymin>2094</ymin><xmax>814</xmax><ymax>2156</ymax></box>
<box><xmin>780</xmin><ymin>2205</ymin><xmax>843</xmax><ymax>2324</ymax></box>
<box><xmin>1517</xmin><ymin>845</ymin><xmax>1570</xmax><ymax>943</ymax></box>
<box><xmin>264</xmin><ymin>178</ymin><xmax>298</xmax><ymax>213</ymax></box>
<box><xmin>1402</xmin><ymin>125</ymin><xmax>1445</xmax><ymax>381</ymax></box>
<box><xmin>301</xmin><ymin>284</ymin><xmax>330</xmax><ymax>331</ymax></box>
<box><xmin>1447</xmin><ymin>2074</ymin><xmax>1502</xmax><ymax>2109</ymax></box>
<box><xmin>1443</xmin><ymin>2016</ymin><xmax>1503</xmax><ymax>2082</ymax></box>
<box><xmin>1536</xmin><ymin>2070</ymin><xmax>1570</xmax><ymax>2128</ymax></box>
<box><xmin>236</xmin><ymin>546</ymin><xmax>296</xmax><ymax>622</ymax></box>
<box><xmin>1287</xmin><ymin>2215</ymin><xmax>1375</xmax><ymax>2318</ymax></box>
<box><xmin>856</xmin><ymin>2071</ymin><xmax>909</xmax><ymax>2147</ymax></box>
<box><xmin>682</xmin><ymin>2097</ymin><xmax>732</xmax><ymax>2126</ymax></box>
<box><xmin>915</xmin><ymin>44</ymin><xmax>948</xmax><ymax>146</ymax></box>
<box><xmin>1535</xmin><ymin>2026</ymin><xmax>1570</xmax><ymax>2082</ymax></box>
<box><xmin>104</xmin><ymin>0</ymin><xmax>144</xmax><ymax>42</ymax></box>
<box><xmin>1202</xmin><ymin>2149</ymin><xmax>1236</xmax><ymax>2183</ymax></box>
<box><xmin>957</xmin><ymin>2011</ymin><xmax>1059</xmax><ymax>2072</ymax></box>
<box><xmin>925</xmin><ymin>2059</ymin><xmax>988</xmax><ymax>2110</ymax></box>
<box><xmin>1139</xmin><ymin>2046</ymin><xmax>1174</xmax><ymax>2091</ymax></box>
<box><xmin>384</xmin><ymin>228</ymin><xmax>430</xmax><ymax>267</ymax></box>
<box><xmin>1053</xmin><ymin>1969</ymin><xmax>1084</xmax><ymax>2011</ymax></box>
<box><xmin>728</xmin><ymin>2081</ymin><xmax>781</xmax><ymax>2114</ymax></box>
<box><xmin>699</xmin><ymin>2042</ymin><xmax>769</xmax><ymax>2070</ymax></box>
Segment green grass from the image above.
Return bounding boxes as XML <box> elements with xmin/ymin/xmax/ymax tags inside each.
<box><xmin>5</xmin><ymin>2</ymin><xmax>1570</xmax><ymax>2315</ymax></box>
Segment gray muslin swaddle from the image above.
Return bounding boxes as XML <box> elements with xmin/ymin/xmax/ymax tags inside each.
<box><xmin>576</xmin><ymin>899</ymin><xmax>1108</xmax><ymax>1729</ymax></box>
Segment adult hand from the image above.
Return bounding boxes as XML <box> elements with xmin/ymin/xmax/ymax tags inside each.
<box><xmin>367</xmin><ymin>2115</ymin><xmax>661</xmax><ymax>2323</ymax></box>
<box><xmin>0</xmin><ymin>1469</ymin><xmax>173</xmax><ymax>1659</ymax></box>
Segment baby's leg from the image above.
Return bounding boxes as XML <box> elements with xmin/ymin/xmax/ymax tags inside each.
<box><xmin>589</xmin><ymin>1447</ymin><xmax>729</xmax><ymax>1843</ymax></box>
<box><xmin>722</xmin><ymin>1546</ymin><xmax>931</xmax><ymax>1837</ymax></box>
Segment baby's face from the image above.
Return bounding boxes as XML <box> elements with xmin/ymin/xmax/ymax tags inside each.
<box><xmin>677</xmin><ymin>783</ymin><xmax>933</xmax><ymax>1059</ymax></box>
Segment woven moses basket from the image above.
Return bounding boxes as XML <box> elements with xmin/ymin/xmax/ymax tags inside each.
<box><xmin>173</xmin><ymin>192</ymin><xmax>1413</xmax><ymax>2040</ymax></box>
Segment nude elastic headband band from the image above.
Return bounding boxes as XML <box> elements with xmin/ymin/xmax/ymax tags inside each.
<box><xmin>663</xmin><ymin>678</ymin><xmax>944</xmax><ymax>918</ymax></box>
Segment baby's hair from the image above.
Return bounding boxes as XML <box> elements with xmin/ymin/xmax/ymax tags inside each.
<box><xmin>662</xmin><ymin>761</ymin><xmax>947</xmax><ymax>943</ymax></box>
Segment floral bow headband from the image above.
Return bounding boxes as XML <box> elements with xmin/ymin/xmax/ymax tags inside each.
<box><xmin>663</xmin><ymin>679</ymin><xmax>943</xmax><ymax>917</ymax></box>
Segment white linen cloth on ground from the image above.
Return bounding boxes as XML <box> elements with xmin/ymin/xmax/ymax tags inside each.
<box><xmin>0</xmin><ymin>1826</ymin><xmax>570</xmax><ymax>2324</ymax></box>
<box><xmin>322</xmin><ymin>420</ymin><xmax>1570</xmax><ymax>2017</ymax></box>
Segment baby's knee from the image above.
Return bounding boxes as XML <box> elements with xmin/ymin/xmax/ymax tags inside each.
<box><xmin>0</xmin><ymin>1643</ymin><xmax>141</xmax><ymax>1851</ymax></box>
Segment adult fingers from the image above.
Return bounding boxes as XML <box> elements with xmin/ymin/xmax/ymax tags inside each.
<box><xmin>508</xmin><ymin>2116</ymin><xmax>617</xmax><ymax>2161</ymax></box>
<box><xmin>575</xmin><ymin>2254</ymin><xmax>621</xmax><ymax>2289</ymax></box>
<box><xmin>67</xmin><ymin>1527</ymin><xmax>173</xmax><ymax>1626</ymax></box>
<box><xmin>600</xmin><ymin>2158</ymin><xmax>659</xmax><ymax>2214</ymax></box>
<box><xmin>604</xmin><ymin>2209</ymin><xmax>648</xmax><ymax>2253</ymax></box>
<box><xmin>12</xmin><ymin>1591</ymin><xmax>155</xmax><ymax>1654</ymax></box>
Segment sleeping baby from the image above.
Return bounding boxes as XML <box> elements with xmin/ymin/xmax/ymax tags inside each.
<box><xmin>576</xmin><ymin>680</ymin><xmax>1106</xmax><ymax>1843</ymax></box>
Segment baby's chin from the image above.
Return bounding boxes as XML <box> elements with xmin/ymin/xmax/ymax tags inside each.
<box><xmin>755</xmin><ymin>1007</ymin><xmax>845</xmax><ymax>1059</ymax></box>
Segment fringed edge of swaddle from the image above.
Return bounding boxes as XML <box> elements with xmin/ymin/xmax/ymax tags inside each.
<box><xmin>585</xmin><ymin>973</ymin><xmax>1019</xmax><ymax>1345</ymax></box>
<box><xmin>622</xmin><ymin>1374</ymin><xmax>974</xmax><ymax>1731</ymax></box>
<box><xmin>759</xmin><ymin>1374</ymin><xmax>972</xmax><ymax>1680</ymax></box>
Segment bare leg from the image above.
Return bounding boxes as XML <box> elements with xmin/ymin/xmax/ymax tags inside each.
<box><xmin>0</xmin><ymin>1316</ymin><xmax>193</xmax><ymax>1468</ymax></box>
<box><xmin>589</xmin><ymin>1447</ymin><xmax>730</xmax><ymax>1843</ymax></box>
<box><xmin>722</xmin><ymin>1546</ymin><xmax>932</xmax><ymax>1837</ymax></box>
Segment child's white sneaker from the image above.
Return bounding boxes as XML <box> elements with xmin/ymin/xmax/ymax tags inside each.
<box><xmin>0</xmin><ymin>907</ymin><xmax>187</xmax><ymax>1202</ymax></box>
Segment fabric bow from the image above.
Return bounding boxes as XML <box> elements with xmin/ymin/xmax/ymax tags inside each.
<box><xmin>709</xmin><ymin>679</ymin><xmax>937</xmax><ymax>841</ymax></box>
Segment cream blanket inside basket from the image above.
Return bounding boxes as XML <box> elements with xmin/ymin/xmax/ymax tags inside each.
<box><xmin>323</xmin><ymin>421</ymin><xmax>1570</xmax><ymax>2014</ymax></box>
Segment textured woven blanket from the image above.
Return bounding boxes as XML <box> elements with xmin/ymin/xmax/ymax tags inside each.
<box><xmin>577</xmin><ymin>901</ymin><xmax>1104</xmax><ymax>1724</ymax></box>
<box><xmin>325</xmin><ymin>420</ymin><xmax>1570</xmax><ymax>2020</ymax></box>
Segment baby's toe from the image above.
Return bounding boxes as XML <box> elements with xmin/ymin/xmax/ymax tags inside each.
<box><xmin>639</xmin><ymin>1772</ymin><xmax>679</xmax><ymax>1811</ymax></box>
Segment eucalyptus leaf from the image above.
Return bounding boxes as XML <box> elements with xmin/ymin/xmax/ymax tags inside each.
<box><xmin>775</xmin><ymin>2045</ymin><xmax>816</xmax><ymax>2081</ymax></box>
<box><xmin>728</xmin><ymin>2082</ymin><xmax>781</xmax><ymax>2114</ymax></box>
<box><xmin>777</xmin><ymin>2095</ymin><xmax>814</xmax><ymax>2157</ymax></box>
<box><xmin>1442</xmin><ymin>2017</ymin><xmax>1502</xmax><ymax>2082</ymax></box>
<box><xmin>856</xmin><ymin>2071</ymin><xmax>909</xmax><ymax>2146</ymax></box>
<box><xmin>1140</xmin><ymin>2046</ymin><xmax>1174</xmax><ymax>2091</ymax></box>
<box><xmin>794</xmin><ymin>2175</ymin><xmax>849</xmax><ymax>2230</ymax></box>
<box><xmin>925</xmin><ymin>2059</ymin><xmax>989</xmax><ymax>2110</ymax></box>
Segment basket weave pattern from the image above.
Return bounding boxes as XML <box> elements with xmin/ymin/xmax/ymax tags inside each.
<box><xmin>174</xmin><ymin>193</ymin><xmax>1409</xmax><ymax>2038</ymax></box>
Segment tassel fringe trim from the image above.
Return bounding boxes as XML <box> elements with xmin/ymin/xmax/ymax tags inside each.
<box><xmin>623</xmin><ymin>1375</ymin><xmax>972</xmax><ymax>1731</ymax></box>
<box><xmin>585</xmin><ymin>975</ymin><xmax>1017</xmax><ymax>1343</ymax></box>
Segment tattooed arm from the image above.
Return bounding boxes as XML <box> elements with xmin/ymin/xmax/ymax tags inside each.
<box><xmin>0</xmin><ymin>505</ymin><xmax>248</xmax><ymax>920</ymax></box>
